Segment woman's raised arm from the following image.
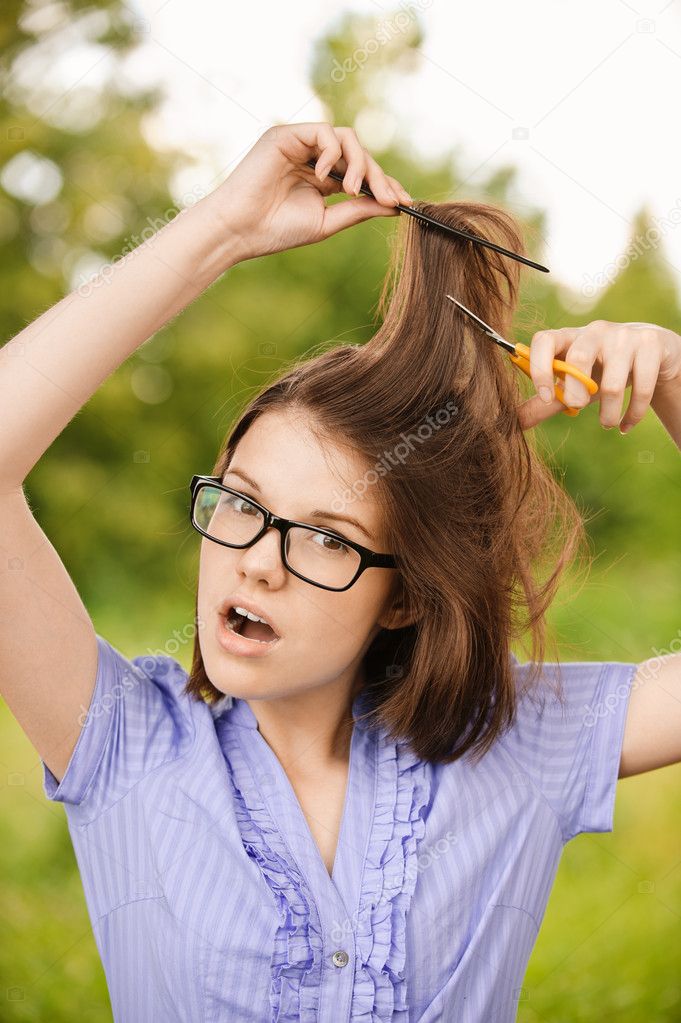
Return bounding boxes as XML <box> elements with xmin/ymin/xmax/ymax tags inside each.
<box><xmin>0</xmin><ymin>121</ymin><xmax>410</xmax><ymax>782</ymax></box>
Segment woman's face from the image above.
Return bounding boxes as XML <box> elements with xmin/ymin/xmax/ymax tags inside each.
<box><xmin>196</xmin><ymin>407</ymin><xmax>404</xmax><ymax>704</ymax></box>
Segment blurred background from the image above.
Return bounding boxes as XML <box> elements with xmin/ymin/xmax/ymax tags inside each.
<box><xmin>1</xmin><ymin>0</ymin><xmax>680</xmax><ymax>1019</ymax></box>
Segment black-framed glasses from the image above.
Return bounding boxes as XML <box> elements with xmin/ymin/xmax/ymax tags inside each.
<box><xmin>189</xmin><ymin>475</ymin><xmax>397</xmax><ymax>592</ymax></box>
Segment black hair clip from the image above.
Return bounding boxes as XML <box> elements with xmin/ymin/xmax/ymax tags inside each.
<box><xmin>305</xmin><ymin>158</ymin><xmax>549</xmax><ymax>274</ymax></box>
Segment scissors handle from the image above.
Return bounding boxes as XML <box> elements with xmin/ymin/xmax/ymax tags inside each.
<box><xmin>511</xmin><ymin>343</ymin><xmax>599</xmax><ymax>418</ymax></box>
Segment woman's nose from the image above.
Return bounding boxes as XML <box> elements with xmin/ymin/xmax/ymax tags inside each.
<box><xmin>236</xmin><ymin>525</ymin><xmax>286</xmax><ymax>580</ymax></box>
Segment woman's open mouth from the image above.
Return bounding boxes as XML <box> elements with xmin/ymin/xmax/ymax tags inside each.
<box><xmin>216</xmin><ymin>606</ymin><xmax>281</xmax><ymax>658</ymax></box>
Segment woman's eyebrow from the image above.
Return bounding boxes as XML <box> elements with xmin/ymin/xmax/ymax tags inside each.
<box><xmin>223</xmin><ymin>467</ymin><xmax>374</xmax><ymax>541</ymax></box>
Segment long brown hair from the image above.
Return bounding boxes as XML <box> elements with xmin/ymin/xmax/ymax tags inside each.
<box><xmin>183</xmin><ymin>199</ymin><xmax>588</xmax><ymax>764</ymax></box>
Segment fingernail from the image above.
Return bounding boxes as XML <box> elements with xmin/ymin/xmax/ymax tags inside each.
<box><xmin>619</xmin><ymin>424</ymin><xmax>632</xmax><ymax>435</ymax></box>
<box><xmin>400</xmin><ymin>190</ymin><xmax>413</xmax><ymax>203</ymax></box>
<box><xmin>539</xmin><ymin>386</ymin><xmax>553</xmax><ymax>404</ymax></box>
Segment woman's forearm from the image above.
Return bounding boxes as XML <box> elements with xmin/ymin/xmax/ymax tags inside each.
<box><xmin>0</xmin><ymin>194</ymin><xmax>243</xmax><ymax>492</ymax></box>
<box><xmin>650</xmin><ymin>374</ymin><xmax>681</xmax><ymax>450</ymax></box>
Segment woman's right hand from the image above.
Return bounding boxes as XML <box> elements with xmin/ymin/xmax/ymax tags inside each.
<box><xmin>205</xmin><ymin>122</ymin><xmax>413</xmax><ymax>262</ymax></box>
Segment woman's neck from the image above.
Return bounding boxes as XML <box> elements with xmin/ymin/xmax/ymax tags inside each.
<box><xmin>246</xmin><ymin>672</ymin><xmax>361</xmax><ymax>776</ymax></box>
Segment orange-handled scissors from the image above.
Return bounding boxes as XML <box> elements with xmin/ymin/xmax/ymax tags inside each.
<box><xmin>446</xmin><ymin>295</ymin><xmax>599</xmax><ymax>417</ymax></box>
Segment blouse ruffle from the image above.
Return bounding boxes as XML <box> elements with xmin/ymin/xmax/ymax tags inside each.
<box><xmin>219</xmin><ymin>705</ymin><xmax>432</xmax><ymax>1023</ymax></box>
<box><xmin>220</xmin><ymin>728</ymin><xmax>324</xmax><ymax>1022</ymax></box>
<box><xmin>351</xmin><ymin>734</ymin><xmax>433</xmax><ymax>1022</ymax></box>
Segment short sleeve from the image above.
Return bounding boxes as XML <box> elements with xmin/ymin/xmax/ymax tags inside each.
<box><xmin>41</xmin><ymin>633</ymin><xmax>195</xmax><ymax>819</ymax></box>
<box><xmin>501</xmin><ymin>657</ymin><xmax>639</xmax><ymax>844</ymax></box>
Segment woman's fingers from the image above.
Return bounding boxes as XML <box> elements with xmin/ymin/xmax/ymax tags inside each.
<box><xmin>528</xmin><ymin>327</ymin><xmax>581</xmax><ymax>404</ymax></box>
<box><xmin>385</xmin><ymin>174</ymin><xmax>413</xmax><ymax>204</ymax></box>
<box><xmin>560</xmin><ymin>329</ymin><xmax>602</xmax><ymax>409</ymax></box>
<box><xmin>516</xmin><ymin>392</ymin><xmax>568</xmax><ymax>431</ymax></box>
<box><xmin>309</xmin><ymin>125</ymin><xmax>409</xmax><ymax>207</ymax></box>
<box><xmin>309</xmin><ymin>128</ymin><xmax>409</xmax><ymax>236</ymax></box>
<box><xmin>618</xmin><ymin>348</ymin><xmax>661</xmax><ymax>433</ymax></box>
<box><xmin>320</xmin><ymin>192</ymin><xmax>402</xmax><ymax>238</ymax></box>
<box><xmin>593</xmin><ymin>325</ymin><xmax>637</xmax><ymax>427</ymax></box>
<box><xmin>364</xmin><ymin>154</ymin><xmax>404</xmax><ymax>206</ymax></box>
<box><xmin>331</xmin><ymin>127</ymin><xmax>367</xmax><ymax>195</ymax></box>
<box><xmin>596</xmin><ymin>356</ymin><xmax>631</xmax><ymax>428</ymax></box>
<box><xmin>312</xmin><ymin>124</ymin><xmax>344</xmax><ymax>180</ymax></box>
<box><xmin>526</xmin><ymin>320</ymin><xmax>658</xmax><ymax>432</ymax></box>
<box><xmin>219</xmin><ymin>121</ymin><xmax>412</xmax><ymax>256</ymax></box>
<box><xmin>517</xmin><ymin>327</ymin><xmax>591</xmax><ymax>429</ymax></box>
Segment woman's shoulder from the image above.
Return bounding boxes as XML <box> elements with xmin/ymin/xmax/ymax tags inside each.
<box><xmin>425</xmin><ymin>651</ymin><xmax>638</xmax><ymax>844</ymax></box>
<box><xmin>508</xmin><ymin>650</ymin><xmax>638</xmax><ymax>715</ymax></box>
<box><xmin>99</xmin><ymin>633</ymin><xmax>203</xmax><ymax>736</ymax></box>
<box><xmin>498</xmin><ymin>651</ymin><xmax>639</xmax><ymax>842</ymax></box>
<box><xmin>41</xmin><ymin>631</ymin><xmax>209</xmax><ymax>815</ymax></box>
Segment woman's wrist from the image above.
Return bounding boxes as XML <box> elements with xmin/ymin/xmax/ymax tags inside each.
<box><xmin>187</xmin><ymin>191</ymin><xmax>252</xmax><ymax>277</ymax></box>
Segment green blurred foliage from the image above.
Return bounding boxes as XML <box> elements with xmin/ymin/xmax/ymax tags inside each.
<box><xmin>1</xmin><ymin>2</ymin><xmax>680</xmax><ymax>1021</ymax></box>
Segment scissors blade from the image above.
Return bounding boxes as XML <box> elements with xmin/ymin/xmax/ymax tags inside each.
<box><xmin>445</xmin><ymin>295</ymin><xmax>516</xmax><ymax>354</ymax></box>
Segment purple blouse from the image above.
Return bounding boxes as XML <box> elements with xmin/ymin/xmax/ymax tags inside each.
<box><xmin>41</xmin><ymin>633</ymin><xmax>638</xmax><ymax>1022</ymax></box>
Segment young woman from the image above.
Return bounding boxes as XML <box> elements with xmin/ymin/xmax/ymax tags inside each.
<box><xmin>1</xmin><ymin>122</ymin><xmax>680</xmax><ymax>1022</ymax></box>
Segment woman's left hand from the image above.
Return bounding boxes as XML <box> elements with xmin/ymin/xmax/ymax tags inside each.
<box><xmin>517</xmin><ymin>320</ymin><xmax>681</xmax><ymax>433</ymax></box>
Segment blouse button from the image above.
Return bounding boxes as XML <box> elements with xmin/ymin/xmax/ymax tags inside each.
<box><xmin>332</xmin><ymin>950</ymin><xmax>349</xmax><ymax>968</ymax></box>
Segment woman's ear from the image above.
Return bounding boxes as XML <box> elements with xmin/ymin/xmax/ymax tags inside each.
<box><xmin>377</xmin><ymin>578</ymin><xmax>418</xmax><ymax>631</ymax></box>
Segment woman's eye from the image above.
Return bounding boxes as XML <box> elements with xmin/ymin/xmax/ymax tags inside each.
<box><xmin>220</xmin><ymin>495</ymin><xmax>258</xmax><ymax>515</ymax></box>
<box><xmin>312</xmin><ymin>532</ymin><xmax>349</xmax><ymax>554</ymax></box>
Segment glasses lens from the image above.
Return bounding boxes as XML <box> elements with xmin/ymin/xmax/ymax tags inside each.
<box><xmin>193</xmin><ymin>485</ymin><xmax>265</xmax><ymax>545</ymax></box>
<box><xmin>285</xmin><ymin>526</ymin><xmax>361</xmax><ymax>589</ymax></box>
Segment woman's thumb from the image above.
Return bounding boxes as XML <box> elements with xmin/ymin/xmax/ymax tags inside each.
<box><xmin>320</xmin><ymin>196</ymin><xmax>401</xmax><ymax>238</ymax></box>
<box><xmin>516</xmin><ymin>392</ymin><xmax>567</xmax><ymax>430</ymax></box>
